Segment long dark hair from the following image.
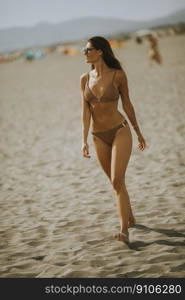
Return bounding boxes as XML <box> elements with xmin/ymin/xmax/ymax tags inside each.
<box><xmin>88</xmin><ymin>36</ymin><xmax>123</xmax><ymax>70</ymax></box>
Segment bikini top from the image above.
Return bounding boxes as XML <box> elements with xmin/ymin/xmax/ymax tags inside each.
<box><xmin>84</xmin><ymin>70</ymin><xmax>119</xmax><ymax>103</ymax></box>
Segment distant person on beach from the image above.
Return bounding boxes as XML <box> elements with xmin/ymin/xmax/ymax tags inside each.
<box><xmin>135</xmin><ymin>36</ymin><xmax>143</xmax><ymax>44</ymax></box>
<box><xmin>80</xmin><ymin>36</ymin><xmax>146</xmax><ymax>244</ymax></box>
<box><xmin>147</xmin><ymin>34</ymin><xmax>162</xmax><ymax>65</ymax></box>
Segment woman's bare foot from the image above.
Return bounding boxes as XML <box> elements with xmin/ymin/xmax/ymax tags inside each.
<box><xmin>113</xmin><ymin>231</ymin><xmax>129</xmax><ymax>244</ymax></box>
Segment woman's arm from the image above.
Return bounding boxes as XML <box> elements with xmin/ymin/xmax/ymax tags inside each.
<box><xmin>80</xmin><ymin>73</ymin><xmax>91</xmax><ymax>143</ymax></box>
<box><xmin>80</xmin><ymin>73</ymin><xmax>91</xmax><ymax>157</ymax></box>
<box><xmin>117</xmin><ymin>69</ymin><xmax>142</xmax><ymax>137</ymax></box>
<box><xmin>117</xmin><ymin>69</ymin><xmax>146</xmax><ymax>151</ymax></box>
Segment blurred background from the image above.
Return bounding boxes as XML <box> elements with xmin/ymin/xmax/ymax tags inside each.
<box><xmin>0</xmin><ymin>0</ymin><xmax>185</xmax><ymax>58</ymax></box>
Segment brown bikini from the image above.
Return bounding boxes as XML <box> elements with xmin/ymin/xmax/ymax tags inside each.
<box><xmin>84</xmin><ymin>70</ymin><xmax>128</xmax><ymax>147</ymax></box>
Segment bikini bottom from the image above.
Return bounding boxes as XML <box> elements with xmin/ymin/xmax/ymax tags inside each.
<box><xmin>92</xmin><ymin>119</ymin><xmax>128</xmax><ymax>147</ymax></box>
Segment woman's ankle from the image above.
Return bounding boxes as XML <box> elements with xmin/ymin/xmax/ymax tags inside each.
<box><xmin>120</xmin><ymin>227</ymin><xmax>128</xmax><ymax>234</ymax></box>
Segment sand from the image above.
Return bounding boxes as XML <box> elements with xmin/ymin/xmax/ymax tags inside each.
<box><xmin>0</xmin><ymin>35</ymin><xmax>185</xmax><ymax>278</ymax></box>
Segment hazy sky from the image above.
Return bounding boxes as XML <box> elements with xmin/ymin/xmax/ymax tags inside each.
<box><xmin>0</xmin><ymin>0</ymin><xmax>185</xmax><ymax>29</ymax></box>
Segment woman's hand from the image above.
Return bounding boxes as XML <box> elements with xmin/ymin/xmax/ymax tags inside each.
<box><xmin>137</xmin><ymin>134</ymin><xmax>146</xmax><ymax>151</ymax></box>
<box><xmin>81</xmin><ymin>142</ymin><xmax>91</xmax><ymax>158</ymax></box>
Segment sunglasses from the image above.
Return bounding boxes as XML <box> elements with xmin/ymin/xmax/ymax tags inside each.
<box><xmin>82</xmin><ymin>47</ymin><xmax>95</xmax><ymax>54</ymax></box>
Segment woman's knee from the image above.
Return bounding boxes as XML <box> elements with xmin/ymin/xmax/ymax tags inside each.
<box><xmin>111</xmin><ymin>178</ymin><xmax>124</xmax><ymax>192</ymax></box>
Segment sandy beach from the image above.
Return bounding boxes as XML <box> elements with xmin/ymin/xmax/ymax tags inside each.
<box><xmin>0</xmin><ymin>34</ymin><xmax>185</xmax><ymax>278</ymax></box>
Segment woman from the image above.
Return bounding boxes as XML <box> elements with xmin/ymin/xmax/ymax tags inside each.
<box><xmin>80</xmin><ymin>36</ymin><xmax>146</xmax><ymax>244</ymax></box>
<box><xmin>147</xmin><ymin>34</ymin><xmax>162</xmax><ymax>65</ymax></box>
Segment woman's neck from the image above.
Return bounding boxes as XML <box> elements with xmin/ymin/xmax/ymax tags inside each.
<box><xmin>93</xmin><ymin>59</ymin><xmax>110</xmax><ymax>77</ymax></box>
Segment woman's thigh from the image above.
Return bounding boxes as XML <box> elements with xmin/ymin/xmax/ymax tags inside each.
<box><xmin>111</xmin><ymin>126</ymin><xmax>132</xmax><ymax>182</ymax></box>
<box><xmin>92</xmin><ymin>135</ymin><xmax>112</xmax><ymax>179</ymax></box>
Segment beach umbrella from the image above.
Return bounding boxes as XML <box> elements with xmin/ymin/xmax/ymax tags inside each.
<box><xmin>34</xmin><ymin>50</ymin><xmax>46</xmax><ymax>59</ymax></box>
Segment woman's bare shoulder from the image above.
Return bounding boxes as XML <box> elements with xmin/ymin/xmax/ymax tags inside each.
<box><xmin>115</xmin><ymin>69</ymin><xmax>128</xmax><ymax>86</ymax></box>
<box><xmin>80</xmin><ymin>72</ymin><xmax>89</xmax><ymax>91</ymax></box>
<box><xmin>80</xmin><ymin>72</ymin><xmax>89</xmax><ymax>82</ymax></box>
<box><xmin>116</xmin><ymin>69</ymin><xmax>127</xmax><ymax>79</ymax></box>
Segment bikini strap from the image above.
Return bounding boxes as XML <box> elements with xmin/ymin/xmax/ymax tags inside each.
<box><xmin>86</xmin><ymin>72</ymin><xmax>90</xmax><ymax>86</ymax></box>
<box><xmin>112</xmin><ymin>70</ymin><xmax>117</xmax><ymax>83</ymax></box>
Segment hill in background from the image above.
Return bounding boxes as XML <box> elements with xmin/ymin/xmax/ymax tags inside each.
<box><xmin>0</xmin><ymin>8</ymin><xmax>185</xmax><ymax>52</ymax></box>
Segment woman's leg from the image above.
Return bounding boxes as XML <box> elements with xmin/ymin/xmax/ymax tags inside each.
<box><xmin>111</xmin><ymin>125</ymin><xmax>133</xmax><ymax>242</ymax></box>
<box><xmin>93</xmin><ymin>131</ymin><xmax>135</xmax><ymax>227</ymax></box>
<box><xmin>92</xmin><ymin>135</ymin><xmax>112</xmax><ymax>180</ymax></box>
